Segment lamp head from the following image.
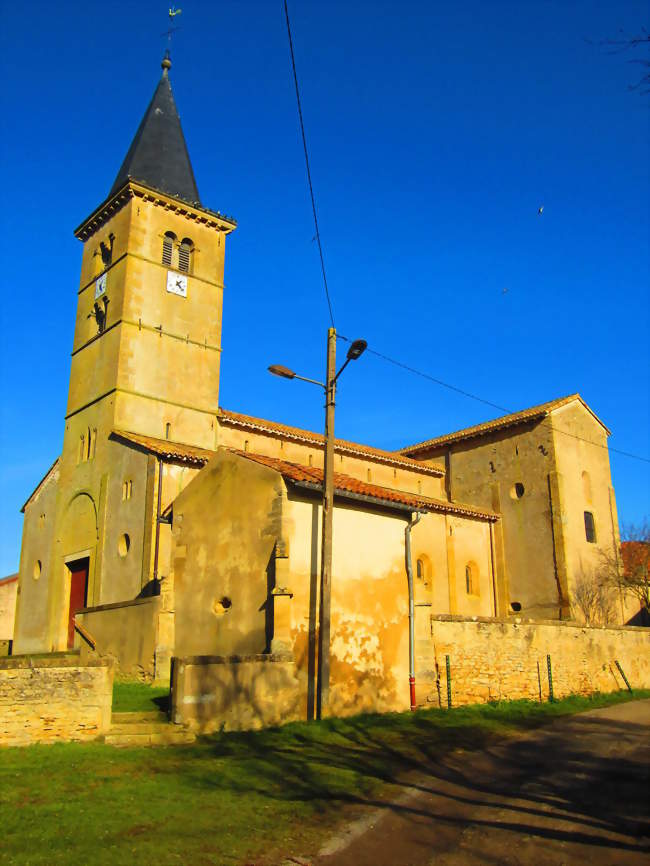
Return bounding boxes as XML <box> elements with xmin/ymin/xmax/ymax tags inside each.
<box><xmin>347</xmin><ymin>339</ymin><xmax>368</xmax><ymax>361</ymax></box>
<box><xmin>268</xmin><ymin>364</ymin><xmax>296</xmax><ymax>380</ymax></box>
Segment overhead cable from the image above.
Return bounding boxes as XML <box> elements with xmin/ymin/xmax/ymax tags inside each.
<box><xmin>337</xmin><ymin>334</ymin><xmax>650</xmax><ymax>464</ymax></box>
<box><xmin>283</xmin><ymin>0</ymin><xmax>335</xmax><ymax>327</ymax></box>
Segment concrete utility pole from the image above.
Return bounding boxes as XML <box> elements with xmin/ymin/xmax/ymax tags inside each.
<box><xmin>268</xmin><ymin>331</ymin><xmax>366</xmax><ymax>721</ymax></box>
<box><xmin>317</xmin><ymin>327</ymin><xmax>337</xmax><ymax>718</ymax></box>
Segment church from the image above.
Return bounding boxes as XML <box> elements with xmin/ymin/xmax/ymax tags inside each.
<box><xmin>11</xmin><ymin>54</ymin><xmax>636</xmax><ymax>721</ymax></box>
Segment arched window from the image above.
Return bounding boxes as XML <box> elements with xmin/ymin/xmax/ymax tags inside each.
<box><xmin>415</xmin><ymin>555</ymin><xmax>432</xmax><ymax>591</ymax></box>
<box><xmin>465</xmin><ymin>562</ymin><xmax>478</xmax><ymax>595</ymax></box>
<box><xmin>178</xmin><ymin>238</ymin><xmax>193</xmax><ymax>273</ymax></box>
<box><xmin>165</xmin><ymin>422</ymin><xmax>172</xmax><ymax>440</ymax></box>
<box><xmin>584</xmin><ymin>511</ymin><xmax>596</xmax><ymax>544</ymax></box>
<box><xmin>162</xmin><ymin>231</ymin><xmax>176</xmax><ymax>267</ymax></box>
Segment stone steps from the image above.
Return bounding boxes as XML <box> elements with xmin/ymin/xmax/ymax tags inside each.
<box><xmin>103</xmin><ymin>710</ymin><xmax>195</xmax><ymax>747</ymax></box>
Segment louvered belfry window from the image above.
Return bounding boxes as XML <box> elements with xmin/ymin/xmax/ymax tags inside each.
<box><xmin>162</xmin><ymin>232</ymin><xmax>175</xmax><ymax>267</ymax></box>
<box><xmin>178</xmin><ymin>239</ymin><xmax>192</xmax><ymax>273</ymax></box>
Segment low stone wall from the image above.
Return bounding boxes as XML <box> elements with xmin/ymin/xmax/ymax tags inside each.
<box><xmin>0</xmin><ymin>654</ymin><xmax>114</xmax><ymax>746</ymax></box>
<box><xmin>171</xmin><ymin>654</ymin><xmax>301</xmax><ymax>733</ymax></box>
<box><xmin>429</xmin><ymin>615</ymin><xmax>650</xmax><ymax>706</ymax></box>
<box><xmin>77</xmin><ymin>596</ymin><xmax>161</xmax><ymax>681</ymax></box>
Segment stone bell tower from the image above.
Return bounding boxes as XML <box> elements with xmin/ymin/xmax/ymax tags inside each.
<box><xmin>69</xmin><ymin>51</ymin><xmax>237</xmax><ymax>454</ymax></box>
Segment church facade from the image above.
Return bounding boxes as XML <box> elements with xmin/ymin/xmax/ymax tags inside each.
<box><xmin>11</xmin><ymin>56</ymin><xmax>634</xmax><ymax>716</ymax></box>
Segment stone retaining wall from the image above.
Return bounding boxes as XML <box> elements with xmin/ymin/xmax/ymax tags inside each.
<box><xmin>429</xmin><ymin>615</ymin><xmax>650</xmax><ymax>707</ymax></box>
<box><xmin>171</xmin><ymin>654</ymin><xmax>301</xmax><ymax>733</ymax></box>
<box><xmin>0</xmin><ymin>654</ymin><xmax>113</xmax><ymax>746</ymax></box>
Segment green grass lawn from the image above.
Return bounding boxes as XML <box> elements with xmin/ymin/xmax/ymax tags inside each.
<box><xmin>112</xmin><ymin>680</ymin><xmax>170</xmax><ymax>713</ymax></box>
<box><xmin>2</xmin><ymin>689</ymin><xmax>648</xmax><ymax>866</ymax></box>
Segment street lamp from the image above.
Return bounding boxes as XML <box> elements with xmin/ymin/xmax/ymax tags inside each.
<box><xmin>269</xmin><ymin>328</ymin><xmax>366</xmax><ymax>717</ymax></box>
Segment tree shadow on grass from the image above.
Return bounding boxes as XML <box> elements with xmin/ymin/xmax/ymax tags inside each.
<box><xmin>180</xmin><ymin>710</ymin><xmax>650</xmax><ymax>856</ymax></box>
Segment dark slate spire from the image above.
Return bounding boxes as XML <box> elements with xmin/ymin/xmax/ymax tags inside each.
<box><xmin>110</xmin><ymin>52</ymin><xmax>201</xmax><ymax>205</ymax></box>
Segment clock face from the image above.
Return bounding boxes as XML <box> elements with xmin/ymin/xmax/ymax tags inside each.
<box><xmin>166</xmin><ymin>270</ymin><xmax>188</xmax><ymax>298</ymax></box>
<box><xmin>94</xmin><ymin>273</ymin><xmax>107</xmax><ymax>299</ymax></box>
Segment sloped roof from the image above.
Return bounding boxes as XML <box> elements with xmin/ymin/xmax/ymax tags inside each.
<box><xmin>399</xmin><ymin>394</ymin><xmax>611</xmax><ymax>456</ymax></box>
<box><xmin>0</xmin><ymin>574</ymin><xmax>18</xmax><ymax>586</ymax></box>
<box><xmin>109</xmin><ymin>54</ymin><xmax>200</xmax><ymax>205</ymax></box>
<box><xmin>111</xmin><ymin>430</ymin><xmax>214</xmax><ymax>466</ymax></box>
<box><xmin>232</xmin><ymin>450</ymin><xmax>498</xmax><ymax>521</ymax></box>
<box><xmin>21</xmin><ymin>458</ymin><xmax>60</xmax><ymax>513</ymax></box>
<box><xmin>218</xmin><ymin>408</ymin><xmax>444</xmax><ymax>477</ymax></box>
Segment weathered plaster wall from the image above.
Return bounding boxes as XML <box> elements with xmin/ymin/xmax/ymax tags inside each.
<box><xmin>286</xmin><ymin>495</ymin><xmax>495</xmax><ymax>717</ymax></box>
<box><xmin>171</xmin><ymin>654</ymin><xmax>301</xmax><ymax>732</ymax></box>
<box><xmin>171</xmin><ymin>451</ymin><xmax>285</xmax><ymax>658</ymax></box>
<box><xmin>76</xmin><ymin>596</ymin><xmax>161</xmax><ymax>680</ymax></box>
<box><xmin>429</xmin><ymin>615</ymin><xmax>650</xmax><ymax>707</ymax></box>
<box><xmin>0</xmin><ymin>655</ymin><xmax>113</xmax><ymax>746</ymax></box>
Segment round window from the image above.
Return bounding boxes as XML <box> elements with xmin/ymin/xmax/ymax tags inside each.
<box><xmin>510</xmin><ymin>483</ymin><xmax>525</xmax><ymax>500</ymax></box>
<box><xmin>118</xmin><ymin>533</ymin><xmax>131</xmax><ymax>557</ymax></box>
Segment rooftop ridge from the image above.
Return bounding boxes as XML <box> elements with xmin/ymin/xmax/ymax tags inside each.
<box><xmin>218</xmin><ymin>408</ymin><xmax>444</xmax><ymax>476</ymax></box>
<box><xmin>399</xmin><ymin>393</ymin><xmax>610</xmax><ymax>455</ymax></box>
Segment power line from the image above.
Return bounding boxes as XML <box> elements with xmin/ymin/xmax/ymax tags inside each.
<box><xmin>337</xmin><ymin>334</ymin><xmax>650</xmax><ymax>464</ymax></box>
<box><xmin>283</xmin><ymin>0</ymin><xmax>335</xmax><ymax>328</ymax></box>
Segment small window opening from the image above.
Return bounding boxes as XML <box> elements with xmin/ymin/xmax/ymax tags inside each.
<box><xmin>122</xmin><ymin>480</ymin><xmax>132</xmax><ymax>501</ymax></box>
<box><xmin>162</xmin><ymin>231</ymin><xmax>176</xmax><ymax>267</ymax></box>
<box><xmin>417</xmin><ymin>480</ymin><xmax>422</xmax><ymax>494</ymax></box>
<box><xmin>416</xmin><ymin>559</ymin><xmax>424</xmax><ymax>580</ymax></box>
<box><xmin>33</xmin><ymin>560</ymin><xmax>42</xmax><ymax>580</ymax></box>
<box><xmin>78</xmin><ymin>434</ymin><xmax>85</xmax><ymax>464</ymax></box>
<box><xmin>584</xmin><ymin>511</ymin><xmax>597</xmax><ymax>544</ymax></box>
<box><xmin>367</xmin><ymin>468</ymin><xmax>372</xmax><ymax>482</ymax></box>
<box><xmin>510</xmin><ymin>601</ymin><xmax>522</xmax><ymax>613</ymax></box>
<box><xmin>178</xmin><ymin>238</ymin><xmax>193</xmax><ymax>273</ymax></box>
<box><xmin>118</xmin><ymin>533</ymin><xmax>131</xmax><ymax>557</ymax></box>
<box><xmin>165</xmin><ymin>423</ymin><xmax>171</xmax><ymax>440</ymax></box>
<box><xmin>465</xmin><ymin>563</ymin><xmax>478</xmax><ymax>595</ymax></box>
<box><xmin>244</xmin><ymin>439</ymin><xmax>249</xmax><ymax>452</ymax></box>
<box><xmin>89</xmin><ymin>428</ymin><xmax>97</xmax><ymax>460</ymax></box>
<box><xmin>221</xmin><ymin>596</ymin><xmax>232</xmax><ymax>610</ymax></box>
<box><xmin>308</xmin><ymin>454</ymin><xmax>313</xmax><ymax>466</ymax></box>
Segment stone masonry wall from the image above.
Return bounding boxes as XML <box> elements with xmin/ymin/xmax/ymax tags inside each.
<box><xmin>0</xmin><ymin>655</ymin><xmax>114</xmax><ymax>746</ymax></box>
<box><xmin>172</xmin><ymin>654</ymin><xmax>301</xmax><ymax>733</ymax></box>
<box><xmin>428</xmin><ymin>615</ymin><xmax>650</xmax><ymax>707</ymax></box>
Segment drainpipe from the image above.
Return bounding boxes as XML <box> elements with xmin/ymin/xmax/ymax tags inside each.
<box><xmin>405</xmin><ymin>511</ymin><xmax>423</xmax><ymax>711</ymax></box>
<box><xmin>152</xmin><ymin>458</ymin><xmax>164</xmax><ymax>591</ymax></box>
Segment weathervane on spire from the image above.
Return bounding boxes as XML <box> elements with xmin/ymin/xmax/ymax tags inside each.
<box><xmin>162</xmin><ymin>6</ymin><xmax>182</xmax><ymax>51</ymax></box>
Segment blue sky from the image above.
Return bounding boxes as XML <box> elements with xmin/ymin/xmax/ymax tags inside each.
<box><xmin>0</xmin><ymin>0</ymin><xmax>648</xmax><ymax>575</ymax></box>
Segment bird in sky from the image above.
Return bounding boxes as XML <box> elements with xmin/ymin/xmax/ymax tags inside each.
<box><xmin>538</xmin><ymin>205</ymin><xmax>544</xmax><ymax>215</ymax></box>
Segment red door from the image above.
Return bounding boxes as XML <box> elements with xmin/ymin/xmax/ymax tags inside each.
<box><xmin>67</xmin><ymin>559</ymin><xmax>89</xmax><ymax>648</ymax></box>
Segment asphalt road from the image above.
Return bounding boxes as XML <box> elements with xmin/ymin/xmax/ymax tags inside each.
<box><xmin>312</xmin><ymin>700</ymin><xmax>650</xmax><ymax>866</ymax></box>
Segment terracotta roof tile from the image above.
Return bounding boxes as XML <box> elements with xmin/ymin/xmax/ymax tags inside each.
<box><xmin>218</xmin><ymin>408</ymin><xmax>444</xmax><ymax>477</ymax></box>
<box><xmin>399</xmin><ymin>394</ymin><xmax>610</xmax><ymax>455</ymax></box>
<box><xmin>111</xmin><ymin>431</ymin><xmax>215</xmax><ymax>465</ymax></box>
<box><xmin>231</xmin><ymin>450</ymin><xmax>498</xmax><ymax>521</ymax></box>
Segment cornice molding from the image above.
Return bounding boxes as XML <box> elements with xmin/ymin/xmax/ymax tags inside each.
<box><xmin>74</xmin><ymin>180</ymin><xmax>237</xmax><ymax>242</ymax></box>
